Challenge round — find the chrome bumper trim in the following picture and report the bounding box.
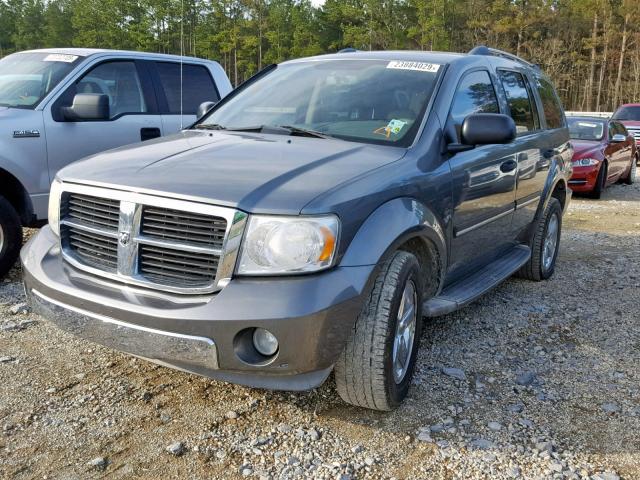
[29,288,219,370]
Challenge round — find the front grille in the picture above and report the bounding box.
[65,193,120,230]
[139,245,220,287]
[626,127,640,141]
[141,206,227,249]
[59,188,238,294]
[63,227,118,271]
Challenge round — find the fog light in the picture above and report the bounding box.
[252,328,279,356]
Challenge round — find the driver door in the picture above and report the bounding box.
[447,70,518,272]
[45,59,163,180]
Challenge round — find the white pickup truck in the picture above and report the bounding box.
[0,48,232,277]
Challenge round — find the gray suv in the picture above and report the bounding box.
[0,48,231,277]
[22,47,573,411]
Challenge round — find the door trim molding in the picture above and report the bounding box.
[455,208,513,237]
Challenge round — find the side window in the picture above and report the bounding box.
[614,122,627,136]
[155,62,220,115]
[535,77,565,129]
[76,61,147,119]
[498,70,537,135]
[609,122,616,139]
[450,70,500,128]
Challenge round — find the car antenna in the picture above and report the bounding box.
[179,0,184,130]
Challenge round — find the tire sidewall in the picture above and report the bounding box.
[0,196,22,278]
[539,199,562,280]
[383,254,424,407]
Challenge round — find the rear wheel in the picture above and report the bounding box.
[623,155,637,185]
[517,197,562,282]
[0,195,23,279]
[335,250,424,411]
[590,161,607,199]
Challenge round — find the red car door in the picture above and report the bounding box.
[606,121,628,182]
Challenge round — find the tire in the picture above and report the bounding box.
[590,161,607,199]
[517,197,562,282]
[335,250,424,411]
[0,195,23,279]
[623,156,637,185]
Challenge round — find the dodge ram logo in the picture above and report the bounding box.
[119,231,131,246]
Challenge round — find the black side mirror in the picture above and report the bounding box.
[197,101,217,119]
[62,93,109,121]
[448,113,517,153]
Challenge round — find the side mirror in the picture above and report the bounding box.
[448,113,517,153]
[197,101,217,119]
[62,93,109,121]
[611,133,626,143]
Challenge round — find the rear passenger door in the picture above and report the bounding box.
[447,69,518,271]
[149,62,221,134]
[497,69,549,233]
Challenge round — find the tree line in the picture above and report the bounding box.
[1,0,639,112]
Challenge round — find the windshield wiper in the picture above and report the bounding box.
[194,123,331,139]
[194,123,227,131]
[278,125,331,139]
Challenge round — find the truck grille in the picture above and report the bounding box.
[59,188,242,294]
[141,206,227,249]
[626,126,640,142]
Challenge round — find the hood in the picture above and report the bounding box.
[571,140,604,160]
[59,130,407,214]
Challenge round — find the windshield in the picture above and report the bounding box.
[612,105,640,121]
[0,52,82,109]
[567,118,605,141]
[198,59,442,147]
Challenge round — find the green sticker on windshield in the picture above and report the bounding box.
[374,119,407,138]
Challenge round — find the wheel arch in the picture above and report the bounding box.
[340,197,447,297]
[0,167,34,226]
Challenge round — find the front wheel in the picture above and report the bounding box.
[623,156,637,185]
[0,195,23,279]
[335,250,424,411]
[517,197,562,282]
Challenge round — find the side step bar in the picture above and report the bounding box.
[424,245,531,317]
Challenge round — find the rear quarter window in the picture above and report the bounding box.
[536,77,565,129]
[155,62,220,115]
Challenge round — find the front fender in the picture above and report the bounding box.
[340,197,447,275]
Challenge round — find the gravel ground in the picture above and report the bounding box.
[1,182,639,480]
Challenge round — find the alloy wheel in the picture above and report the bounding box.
[542,213,559,272]
[392,280,417,384]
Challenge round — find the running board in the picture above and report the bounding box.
[424,245,531,317]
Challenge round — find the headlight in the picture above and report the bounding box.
[48,178,63,236]
[573,158,599,166]
[237,215,339,275]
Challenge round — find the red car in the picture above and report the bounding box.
[612,104,640,162]
[567,116,637,198]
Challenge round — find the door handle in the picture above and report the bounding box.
[500,159,518,173]
[141,127,161,142]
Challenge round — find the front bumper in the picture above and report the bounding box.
[22,226,374,391]
[568,164,600,192]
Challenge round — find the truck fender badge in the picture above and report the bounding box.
[119,231,131,246]
[13,129,40,138]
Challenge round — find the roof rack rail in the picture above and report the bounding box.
[338,48,359,53]
[468,45,540,70]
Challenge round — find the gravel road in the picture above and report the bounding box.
[1,182,639,480]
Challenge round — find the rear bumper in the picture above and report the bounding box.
[568,164,600,192]
[22,226,374,391]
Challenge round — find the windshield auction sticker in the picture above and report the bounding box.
[43,54,78,63]
[386,61,440,73]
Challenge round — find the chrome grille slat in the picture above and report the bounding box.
[141,205,227,249]
[58,187,242,294]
